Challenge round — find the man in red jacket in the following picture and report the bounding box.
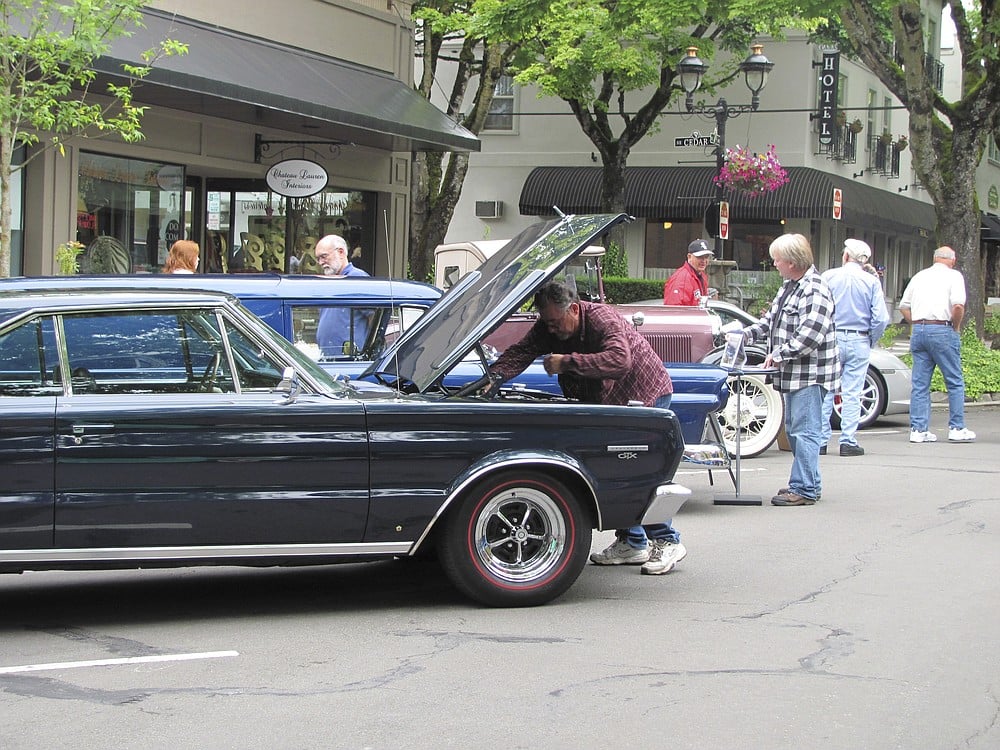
[663,239,714,306]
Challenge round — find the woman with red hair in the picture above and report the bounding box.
[163,240,200,274]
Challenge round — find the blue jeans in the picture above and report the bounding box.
[619,394,680,549]
[909,324,965,431]
[784,384,825,500]
[821,331,871,446]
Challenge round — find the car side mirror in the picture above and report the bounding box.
[274,366,302,404]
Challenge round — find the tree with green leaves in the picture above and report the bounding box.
[473,0,813,214]
[0,0,186,277]
[411,1,521,283]
[833,0,1000,333]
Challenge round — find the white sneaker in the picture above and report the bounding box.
[948,427,976,442]
[590,540,649,565]
[910,430,938,443]
[640,541,687,576]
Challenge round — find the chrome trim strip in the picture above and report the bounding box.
[0,541,412,565]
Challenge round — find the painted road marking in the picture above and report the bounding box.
[0,650,239,675]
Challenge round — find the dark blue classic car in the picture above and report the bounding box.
[0,274,729,447]
[0,214,692,607]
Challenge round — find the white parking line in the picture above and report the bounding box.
[0,650,239,675]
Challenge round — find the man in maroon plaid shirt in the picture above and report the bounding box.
[489,281,686,576]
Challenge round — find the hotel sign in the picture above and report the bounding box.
[817,50,840,146]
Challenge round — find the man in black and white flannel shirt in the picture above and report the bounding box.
[742,233,839,506]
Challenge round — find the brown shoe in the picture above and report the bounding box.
[771,491,816,506]
[777,487,821,501]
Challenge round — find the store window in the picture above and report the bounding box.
[77,152,187,273]
[205,180,376,275]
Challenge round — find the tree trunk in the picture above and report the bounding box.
[0,129,12,278]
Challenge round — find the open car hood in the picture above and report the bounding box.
[365,213,629,392]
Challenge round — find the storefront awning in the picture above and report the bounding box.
[982,213,1000,242]
[91,9,479,154]
[520,166,936,236]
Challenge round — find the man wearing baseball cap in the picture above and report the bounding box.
[663,239,715,306]
[819,238,890,455]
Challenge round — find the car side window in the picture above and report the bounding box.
[290,304,379,361]
[59,310,236,395]
[0,315,61,396]
[220,320,286,391]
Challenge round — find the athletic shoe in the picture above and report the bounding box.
[840,443,865,456]
[909,430,938,443]
[948,427,976,442]
[777,487,821,501]
[771,492,816,506]
[590,540,649,565]
[640,541,687,576]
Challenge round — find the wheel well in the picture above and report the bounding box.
[869,366,888,415]
[416,464,600,556]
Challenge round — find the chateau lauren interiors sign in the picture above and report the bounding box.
[265,159,329,198]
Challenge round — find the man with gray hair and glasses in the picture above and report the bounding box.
[898,246,975,443]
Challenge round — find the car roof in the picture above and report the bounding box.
[0,287,236,321]
[0,273,442,305]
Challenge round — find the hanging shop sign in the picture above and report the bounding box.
[265,159,329,198]
[816,50,840,146]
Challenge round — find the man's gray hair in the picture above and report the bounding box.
[769,233,814,271]
[533,280,579,311]
[317,234,349,253]
[933,246,956,260]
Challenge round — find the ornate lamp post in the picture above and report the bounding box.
[677,44,775,258]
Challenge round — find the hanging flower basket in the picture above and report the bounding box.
[848,118,864,134]
[713,144,790,198]
[895,135,908,151]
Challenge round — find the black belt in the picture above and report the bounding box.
[839,329,869,334]
[914,319,949,326]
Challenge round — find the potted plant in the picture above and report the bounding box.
[849,118,864,134]
[713,144,790,198]
[835,110,847,128]
[55,241,85,275]
[879,130,893,146]
[896,135,908,151]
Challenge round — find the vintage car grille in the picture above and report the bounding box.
[642,333,693,363]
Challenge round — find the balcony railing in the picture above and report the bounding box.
[893,49,945,93]
[816,125,859,164]
[869,135,902,178]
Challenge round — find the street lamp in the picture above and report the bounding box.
[677,44,775,259]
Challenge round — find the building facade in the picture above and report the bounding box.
[12,0,478,278]
[441,3,1000,309]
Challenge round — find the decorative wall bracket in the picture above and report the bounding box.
[254,133,348,163]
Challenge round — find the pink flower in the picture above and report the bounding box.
[713,144,789,198]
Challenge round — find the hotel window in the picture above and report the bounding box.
[866,89,877,149]
[484,74,516,132]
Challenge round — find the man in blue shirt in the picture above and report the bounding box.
[314,234,371,357]
[820,239,890,455]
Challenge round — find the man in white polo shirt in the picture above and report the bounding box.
[898,246,975,443]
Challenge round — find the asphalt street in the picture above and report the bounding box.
[0,405,997,749]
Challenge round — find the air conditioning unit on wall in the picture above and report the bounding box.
[475,200,504,219]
